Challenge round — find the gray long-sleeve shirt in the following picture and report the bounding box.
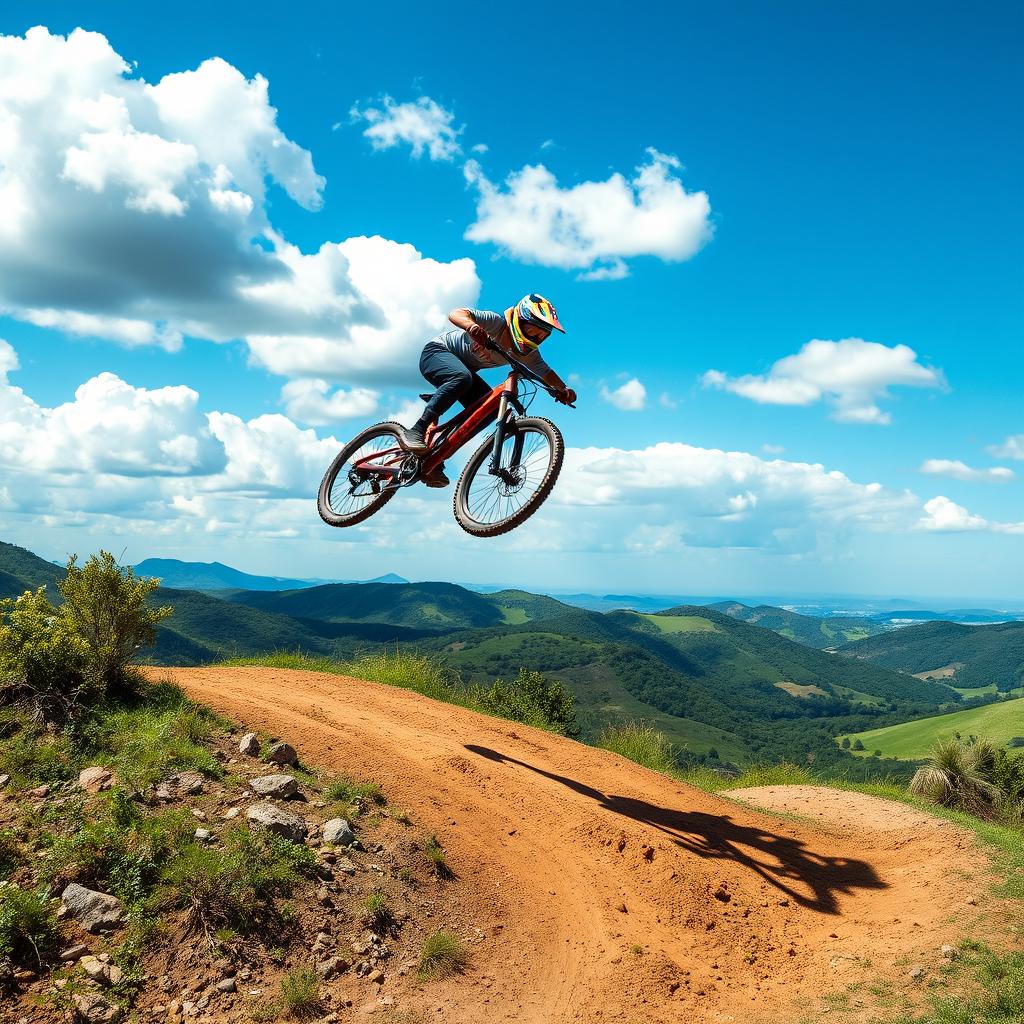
[431,309,552,378]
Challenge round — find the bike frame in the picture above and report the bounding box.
[350,358,547,489]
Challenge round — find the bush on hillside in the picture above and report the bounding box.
[598,721,679,774]
[475,668,580,737]
[59,551,172,693]
[0,551,172,722]
[910,737,1005,818]
[0,587,91,722]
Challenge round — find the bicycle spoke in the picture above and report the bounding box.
[461,426,553,528]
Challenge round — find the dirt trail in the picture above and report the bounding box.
[158,666,1002,1023]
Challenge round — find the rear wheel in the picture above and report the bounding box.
[453,416,564,537]
[317,422,408,528]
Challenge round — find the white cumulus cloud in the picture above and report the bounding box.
[281,379,380,426]
[464,149,712,279]
[703,338,943,424]
[600,378,647,411]
[351,95,462,161]
[920,459,1014,483]
[0,28,478,385]
[917,496,1024,534]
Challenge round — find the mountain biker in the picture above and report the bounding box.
[399,294,577,488]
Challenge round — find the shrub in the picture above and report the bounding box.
[0,588,91,722]
[910,737,1004,817]
[417,930,469,980]
[0,715,76,787]
[841,737,851,749]
[278,966,324,1019]
[79,693,220,794]
[362,890,395,933]
[159,827,316,940]
[474,669,580,737]
[598,721,679,775]
[852,739,865,751]
[0,829,23,879]
[322,776,384,806]
[58,551,172,694]
[423,835,451,879]
[45,789,193,908]
[0,885,59,971]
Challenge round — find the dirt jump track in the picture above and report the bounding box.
[158,666,1007,1024]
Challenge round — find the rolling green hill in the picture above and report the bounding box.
[228,581,572,631]
[838,697,1024,760]
[839,620,1024,692]
[0,541,63,598]
[707,601,884,648]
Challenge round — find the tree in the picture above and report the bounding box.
[852,739,865,751]
[58,551,172,692]
[841,737,851,749]
[0,587,89,721]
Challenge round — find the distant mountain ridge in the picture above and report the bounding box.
[132,558,409,592]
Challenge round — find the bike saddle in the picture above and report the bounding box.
[419,392,434,402]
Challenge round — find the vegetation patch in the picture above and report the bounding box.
[598,721,680,775]
[417,930,469,981]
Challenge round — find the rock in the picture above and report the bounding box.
[195,829,212,842]
[239,733,261,757]
[941,945,958,959]
[81,955,111,983]
[713,886,731,903]
[335,857,357,876]
[154,771,205,802]
[60,944,90,962]
[367,968,384,984]
[249,774,298,799]
[246,802,308,842]
[966,896,978,906]
[266,741,298,766]
[62,884,123,933]
[323,818,355,846]
[316,956,345,979]
[73,993,122,1022]
[78,766,115,794]
[223,807,240,820]
[108,965,125,986]
[216,977,236,993]
[0,773,11,789]
[909,966,925,980]
[26,784,50,798]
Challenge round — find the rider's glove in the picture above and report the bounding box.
[555,387,577,406]
[468,323,489,347]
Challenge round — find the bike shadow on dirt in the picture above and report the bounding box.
[464,744,886,915]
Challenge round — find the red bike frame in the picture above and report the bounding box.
[351,371,522,487]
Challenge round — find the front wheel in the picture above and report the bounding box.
[453,416,564,537]
[317,421,408,528]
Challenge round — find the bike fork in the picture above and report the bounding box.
[488,395,510,474]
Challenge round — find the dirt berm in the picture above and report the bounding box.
[159,666,1003,1024]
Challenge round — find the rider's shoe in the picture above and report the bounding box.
[423,465,450,488]
[398,425,429,454]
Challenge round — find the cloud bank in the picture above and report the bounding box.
[703,338,943,424]
[0,27,478,384]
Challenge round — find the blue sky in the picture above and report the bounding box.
[0,2,1022,598]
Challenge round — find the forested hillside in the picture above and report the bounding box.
[0,539,973,776]
[840,620,1024,692]
[708,601,884,647]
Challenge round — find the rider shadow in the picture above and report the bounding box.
[464,744,886,915]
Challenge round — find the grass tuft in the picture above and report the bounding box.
[362,890,395,933]
[0,885,59,970]
[598,721,679,775]
[278,966,324,1019]
[417,930,469,981]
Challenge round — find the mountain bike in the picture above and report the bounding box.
[316,347,573,538]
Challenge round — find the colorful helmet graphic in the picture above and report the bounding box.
[505,294,566,353]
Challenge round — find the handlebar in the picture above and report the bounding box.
[483,339,576,408]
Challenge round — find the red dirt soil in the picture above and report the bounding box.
[156,666,1006,1024]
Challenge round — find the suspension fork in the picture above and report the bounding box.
[487,389,527,474]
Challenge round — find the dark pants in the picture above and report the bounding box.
[419,342,491,422]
